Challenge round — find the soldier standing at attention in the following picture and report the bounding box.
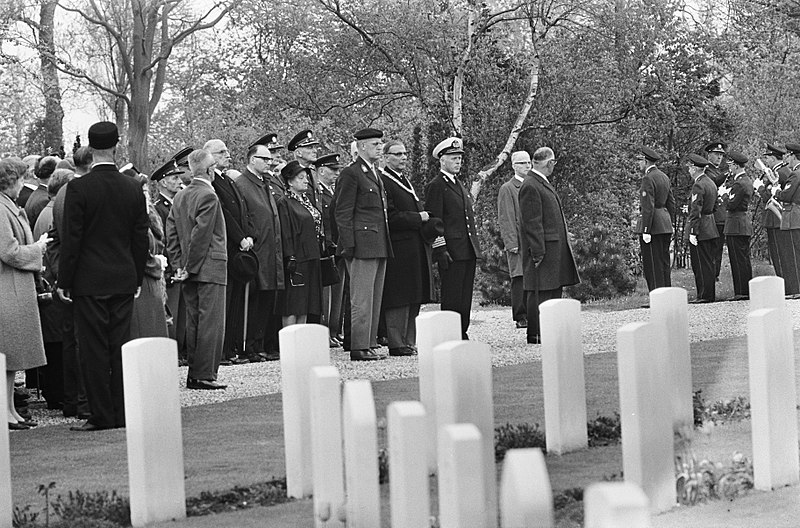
[719,151,753,300]
[686,154,719,304]
[704,141,729,281]
[753,144,790,281]
[634,147,675,292]
[774,143,800,297]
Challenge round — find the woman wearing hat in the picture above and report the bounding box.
[278,161,323,325]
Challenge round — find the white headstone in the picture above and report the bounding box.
[616,322,675,513]
[584,482,651,528]
[539,299,588,454]
[280,323,330,498]
[750,276,785,310]
[342,380,380,527]
[309,366,345,527]
[499,448,553,527]
[747,308,800,490]
[0,354,11,528]
[122,338,186,526]
[649,287,692,432]
[388,401,430,528]
[433,340,497,528]
[416,310,462,472]
[438,424,486,528]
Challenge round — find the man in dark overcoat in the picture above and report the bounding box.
[518,146,580,345]
[380,139,434,356]
[234,141,284,360]
[424,137,482,339]
[58,121,149,430]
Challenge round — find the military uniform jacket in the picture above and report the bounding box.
[154,194,172,235]
[687,173,719,241]
[59,164,149,296]
[423,171,481,261]
[723,172,753,236]
[165,178,227,286]
[518,169,579,291]
[757,163,791,229]
[634,166,675,235]
[776,163,800,230]
[234,168,284,290]
[334,156,393,259]
[706,162,729,225]
[318,182,336,250]
[497,176,523,277]
[381,166,433,307]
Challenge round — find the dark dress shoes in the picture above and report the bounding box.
[70,421,113,432]
[262,351,280,361]
[527,335,541,345]
[732,294,749,301]
[186,378,227,390]
[689,298,712,304]
[388,347,416,357]
[8,422,30,430]
[515,319,528,329]
[350,349,380,361]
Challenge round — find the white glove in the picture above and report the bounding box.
[771,185,780,196]
[154,254,168,270]
[753,178,764,191]
[689,234,698,246]
[717,185,731,197]
[642,233,651,244]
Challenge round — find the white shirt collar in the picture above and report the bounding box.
[531,168,549,183]
[91,161,117,168]
[513,174,524,183]
[441,170,457,183]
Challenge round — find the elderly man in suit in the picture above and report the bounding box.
[686,153,719,303]
[334,128,393,361]
[166,149,228,390]
[58,122,149,430]
[497,150,529,329]
[519,147,580,345]
[424,137,482,339]
[380,139,434,356]
[234,140,284,361]
[635,147,675,292]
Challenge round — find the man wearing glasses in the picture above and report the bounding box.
[234,141,285,361]
[518,147,580,344]
[497,150,530,329]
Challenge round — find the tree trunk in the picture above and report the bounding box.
[38,0,63,154]
[127,0,156,172]
[452,7,479,136]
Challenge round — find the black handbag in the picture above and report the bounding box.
[320,254,340,286]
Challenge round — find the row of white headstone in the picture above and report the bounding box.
[0,275,795,527]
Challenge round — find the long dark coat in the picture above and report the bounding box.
[518,170,580,291]
[686,173,719,241]
[234,168,284,290]
[381,167,433,308]
[423,171,481,261]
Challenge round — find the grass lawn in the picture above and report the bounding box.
[12,330,799,527]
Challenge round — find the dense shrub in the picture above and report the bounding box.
[567,224,637,301]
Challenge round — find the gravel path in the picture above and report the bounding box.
[22,298,800,427]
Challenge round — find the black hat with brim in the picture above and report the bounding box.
[287,130,319,151]
[687,153,710,167]
[728,151,748,165]
[313,153,341,169]
[281,160,309,182]
[230,251,259,282]
[641,147,661,162]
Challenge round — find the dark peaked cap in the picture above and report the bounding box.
[287,130,319,151]
[313,153,341,169]
[764,144,786,157]
[704,141,727,153]
[150,146,193,181]
[88,121,119,149]
[728,151,748,165]
[249,133,283,151]
[173,147,193,166]
[785,143,800,155]
[641,147,661,162]
[687,153,710,167]
[353,128,384,140]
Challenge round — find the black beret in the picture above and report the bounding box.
[687,153,710,167]
[249,133,283,151]
[764,143,786,157]
[313,153,341,169]
[280,160,309,182]
[640,147,661,162]
[88,121,119,149]
[728,151,748,165]
[785,143,800,155]
[287,130,319,151]
[704,141,727,154]
[353,128,384,141]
